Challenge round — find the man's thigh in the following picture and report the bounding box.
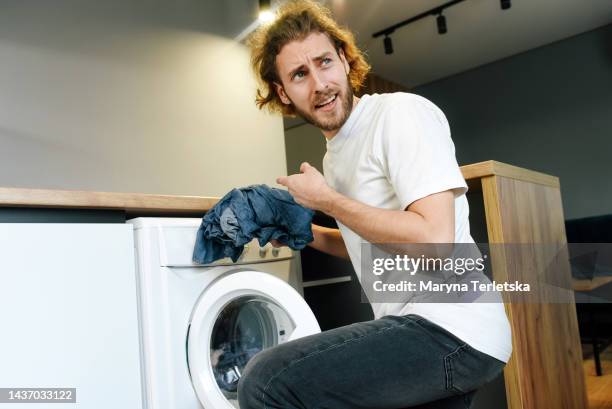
[238,314,503,409]
[407,390,477,409]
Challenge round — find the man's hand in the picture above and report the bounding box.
[276,162,335,212]
[269,239,282,248]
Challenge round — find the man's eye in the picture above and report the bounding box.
[293,71,305,80]
[322,57,332,65]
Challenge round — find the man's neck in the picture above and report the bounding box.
[322,95,361,141]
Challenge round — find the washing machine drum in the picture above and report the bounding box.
[187,270,320,409]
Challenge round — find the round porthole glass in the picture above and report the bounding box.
[209,296,296,403]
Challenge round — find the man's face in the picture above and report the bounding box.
[274,32,353,133]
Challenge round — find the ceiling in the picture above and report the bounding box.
[327,0,612,88]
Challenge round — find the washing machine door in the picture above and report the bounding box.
[187,270,320,409]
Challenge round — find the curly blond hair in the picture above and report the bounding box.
[247,0,371,116]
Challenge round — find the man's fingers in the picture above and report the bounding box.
[276,176,288,186]
[269,239,283,248]
[300,162,311,173]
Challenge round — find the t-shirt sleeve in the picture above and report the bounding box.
[377,94,468,211]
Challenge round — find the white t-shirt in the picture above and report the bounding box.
[322,92,512,363]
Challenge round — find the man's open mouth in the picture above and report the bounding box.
[315,94,337,110]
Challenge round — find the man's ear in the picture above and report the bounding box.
[338,48,350,75]
[274,82,291,105]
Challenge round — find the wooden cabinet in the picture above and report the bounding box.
[462,160,587,409]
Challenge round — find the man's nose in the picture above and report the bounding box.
[310,69,328,92]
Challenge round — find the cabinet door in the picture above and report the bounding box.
[0,224,142,409]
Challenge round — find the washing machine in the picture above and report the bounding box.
[128,217,321,409]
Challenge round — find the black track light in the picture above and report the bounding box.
[373,0,511,55]
[383,35,393,55]
[436,13,447,34]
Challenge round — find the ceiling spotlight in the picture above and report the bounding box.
[436,13,447,34]
[384,35,394,55]
[372,0,471,55]
[501,0,511,10]
[259,0,274,23]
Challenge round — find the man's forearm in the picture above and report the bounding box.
[307,224,350,259]
[322,190,452,244]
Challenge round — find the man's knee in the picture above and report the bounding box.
[238,349,286,409]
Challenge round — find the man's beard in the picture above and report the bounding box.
[291,77,354,132]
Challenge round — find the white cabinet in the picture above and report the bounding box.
[0,224,142,409]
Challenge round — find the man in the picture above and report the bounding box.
[239,1,512,408]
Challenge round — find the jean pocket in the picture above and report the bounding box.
[444,343,505,395]
[444,344,470,394]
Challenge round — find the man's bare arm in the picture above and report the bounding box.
[308,223,350,259]
[322,189,455,244]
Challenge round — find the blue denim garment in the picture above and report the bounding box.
[220,207,241,241]
[193,184,314,264]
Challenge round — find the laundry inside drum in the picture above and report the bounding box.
[210,295,296,404]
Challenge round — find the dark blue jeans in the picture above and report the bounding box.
[238,314,505,409]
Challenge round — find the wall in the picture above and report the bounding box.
[285,122,327,175]
[414,24,612,220]
[0,0,286,197]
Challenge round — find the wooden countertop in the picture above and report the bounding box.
[0,160,558,213]
[460,160,559,188]
[0,187,218,215]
